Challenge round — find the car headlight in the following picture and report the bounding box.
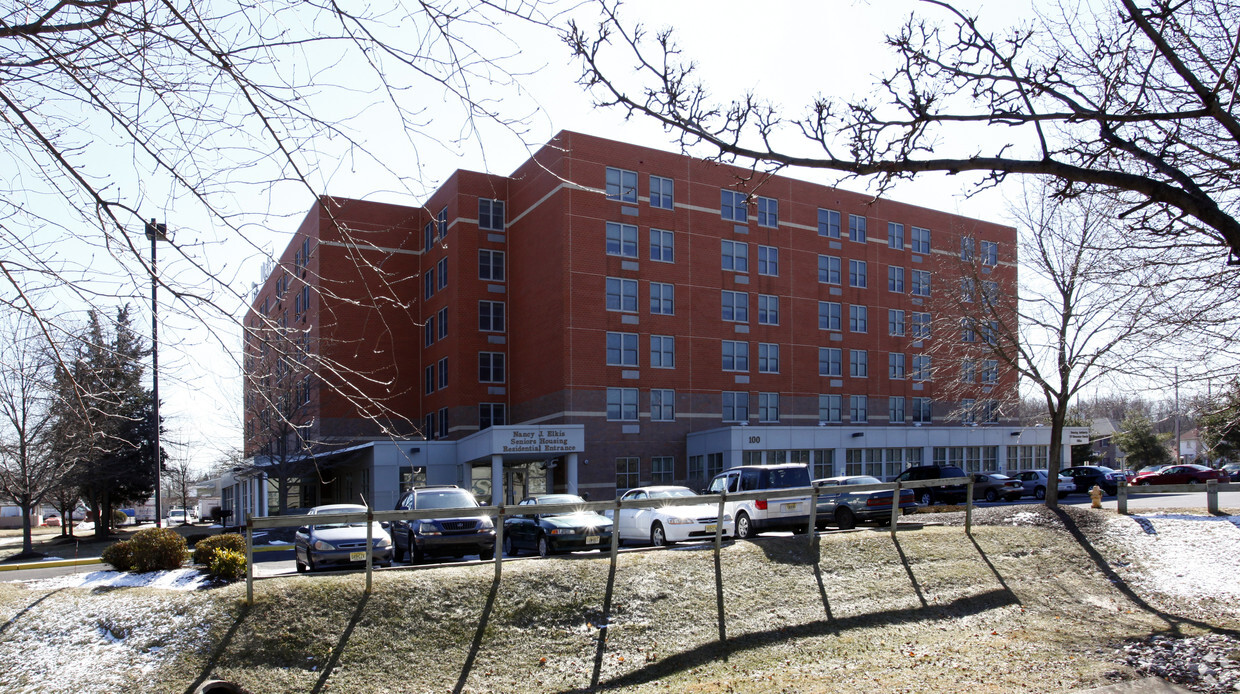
[312,540,336,551]
[374,537,391,548]
[721,514,733,523]
[666,517,694,525]
[477,516,494,530]
[548,528,574,535]
[416,522,441,536]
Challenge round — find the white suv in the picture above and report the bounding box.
[706,464,813,539]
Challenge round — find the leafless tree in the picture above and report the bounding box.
[162,439,199,523]
[567,1,1240,263]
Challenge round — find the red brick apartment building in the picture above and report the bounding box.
[236,131,1070,513]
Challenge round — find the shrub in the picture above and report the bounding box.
[127,527,189,572]
[101,540,134,572]
[112,509,129,526]
[192,533,246,566]
[207,548,247,582]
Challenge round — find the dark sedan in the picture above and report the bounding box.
[1134,464,1228,486]
[813,476,917,529]
[1059,465,1127,496]
[503,494,613,558]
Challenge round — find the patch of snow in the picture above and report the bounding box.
[1105,513,1240,600]
[266,539,290,545]
[1006,511,1043,526]
[16,568,210,592]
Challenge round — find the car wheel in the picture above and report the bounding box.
[391,537,405,563]
[479,546,495,561]
[1035,486,1046,500]
[984,489,998,503]
[835,507,856,530]
[295,553,307,573]
[1189,479,1201,485]
[650,522,668,547]
[306,552,316,573]
[918,491,933,506]
[409,532,425,564]
[734,512,752,540]
[537,535,552,558]
[1139,480,1150,486]
[502,534,517,557]
[792,525,808,535]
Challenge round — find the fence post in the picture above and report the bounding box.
[245,513,253,606]
[364,508,374,595]
[807,486,819,547]
[1117,480,1128,516]
[608,498,622,569]
[889,480,902,537]
[714,491,727,645]
[494,507,504,582]
[1207,479,1219,514]
[965,479,973,537]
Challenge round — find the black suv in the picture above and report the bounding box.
[894,465,968,505]
[1059,466,1125,497]
[391,486,496,563]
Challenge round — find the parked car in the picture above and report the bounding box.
[1059,465,1127,496]
[1133,464,1229,486]
[972,473,1025,503]
[391,485,495,563]
[893,465,968,506]
[706,464,813,539]
[503,494,613,557]
[1010,469,1074,500]
[607,486,732,546]
[166,508,197,525]
[813,476,917,529]
[1222,463,1240,482]
[294,503,392,572]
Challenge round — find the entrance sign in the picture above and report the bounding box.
[501,428,582,454]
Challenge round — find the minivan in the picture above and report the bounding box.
[706,464,812,538]
[894,465,968,505]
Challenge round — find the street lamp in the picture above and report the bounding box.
[145,218,168,527]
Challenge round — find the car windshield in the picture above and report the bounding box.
[310,506,368,529]
[649,488,697,499]
[534,494,589,516]
[414,490,478,509]
[845,476,882,485]
[768,467,811,488]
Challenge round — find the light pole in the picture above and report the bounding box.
[145,219,168,527]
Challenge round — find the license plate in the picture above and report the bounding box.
[783,503,798,511]
[585,535,600,545]
[704,524,717,533]
[349,551,366,562]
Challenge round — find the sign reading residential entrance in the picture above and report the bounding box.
[501,428,582,454]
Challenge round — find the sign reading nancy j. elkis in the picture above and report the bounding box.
[500,428,583,454]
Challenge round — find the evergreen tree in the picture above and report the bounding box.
[1199,381,1240,463]
[1113,413,1173,472]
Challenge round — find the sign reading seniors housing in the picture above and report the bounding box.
[501,428,582,454]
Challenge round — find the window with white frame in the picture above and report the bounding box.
[758,393,779,422]
[606,167,638,203]
[607,332,639,367]
[981,240,998,266]
[819,347,842,376]
[438,357,448,389]
[606,277,638,313]
[650,282,674,315]
[479,403,505,429]
[850,349,868,378]
[722,391,749,422]
[961,399,976,424]
[982,359,998,384]
[651,389,675,421]
[961,318,977,342]
[913,397,931,423]
[437,208,448,240]
[437,257,447,290]
[722,239,748,272]
[961,277,975,303]
[438,407,449,438]
[722,340,749,372]
[479,301,505,332]
[911,269,931,296]
[479,249,504,281]
[424,270,435,300]
[424,221,436,252]
[818,301,841,331]
[889,309,906,336]
[479,199,504,231]
[961,236,975,261]
[616,457,640,491]
[911,311,930,339]
[819,394,841,423]
[888,266,905,293]
[818,255,841,284]
[888,222,905,249]
[982,400,1000,423]
[911,226,931,253]
[649,175,674,209]
[650,229,674,262]
[848,214,867,242]
[425,412,437,439]
[650,335,675,368]
[984,320,999,345]
[607,388,639,421]
[758,294,779,325]
[651,456,674,482]
[849,304,868,333]
[850,395,868,422]
[757,245,778,276]
[758,343,779,373]
[912,354,931,381]
[424,317,435,347]
[479,352,505,383]
[982,280,998,305]
[849,259,867,288]
[961,359,976,383]
[818,208,841,238]
[889,352,906,379]
[757,197,778,227]
[721,290,749,322]
[606,222,638,258]
[438,307,447,339]
[890,396,906,424]
[425,364,435,395]
[721,189,747,222]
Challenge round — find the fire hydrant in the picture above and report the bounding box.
[1089,485,1103,509]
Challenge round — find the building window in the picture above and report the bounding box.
[651,389,675,421]
[606,277,639,312]
[849,259,867,288]
[961,360,977,383]
[479,249,505,281]
[961,278,975,303]
[912,354,931,381]
[982,400,1000,423]
[424,221,436,253]
[437,207,448,240]
[616,457,640,492]
[425,412,437,439]
[757,197,779,227]
[721,189,747,222]
[819,347,842,377]
[818,208,841,238]
[758,294,779,325]
[722,239,748,272]
[607,388,639,421]
[650,228,674,262]
[982,280,999,305]
[722,340,749,372]
[982,359,998,384]
[819,394,841,423]
[758,393,779,422]
[722,391,749,422]
[438,307,448,339]
[425,364,435,394]
[479,403,506,429]
[295,285,310,321]
[651,456,674,482]
[984,320,999,345]
[850,349,868,378]
[888,309,906,336]
[721,290,749,323]
[888,266,905,293]
[650,282,675,315]
[911,269,931,297]
[437,257,447,290]
[424,318,435,347]
[606,167,638,203]
[849,304,868,333]
[818,301,842,331]
[911,311,930,339]
[890,396,906,424]
[889,353,906,379]
[607,332,639,367]
[981,240,998,266]
[424,269,435,300]
[650,335,675,369]
[962,399,976,424]
[479,301,505,332]
[961,318,977,342]
[850,395,868,423]
[438,357,448,389]
[961,236,975,261]
[758,343,780,373]
[479,199,504,231]
[478,352,505,383]
[650,175,674,209]
[757,245,779,276]
[606,222,638,258]
[913,397,932,423]
[888,222,904,249]
[438,407,449,438]
[848,214,867,242]
[911,226,930,253]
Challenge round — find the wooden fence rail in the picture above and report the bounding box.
[1116,479,1238,515]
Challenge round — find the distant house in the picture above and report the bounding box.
[1090,418,1126,469]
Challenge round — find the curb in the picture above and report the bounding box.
[0,545,291,573]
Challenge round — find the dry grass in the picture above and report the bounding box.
[5,506,1237,693]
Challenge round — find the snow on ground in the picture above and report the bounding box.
[18,568,211,592]
[1105,513,1240,600]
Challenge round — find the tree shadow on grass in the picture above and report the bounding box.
[309,593,369,694]
[183,602,251,694]
[0,588,64,637]
[453,575,501,694]
[967,535,1021,607]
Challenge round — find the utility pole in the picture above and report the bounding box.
[145,219,169,527]
[1174,366,1181,464]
